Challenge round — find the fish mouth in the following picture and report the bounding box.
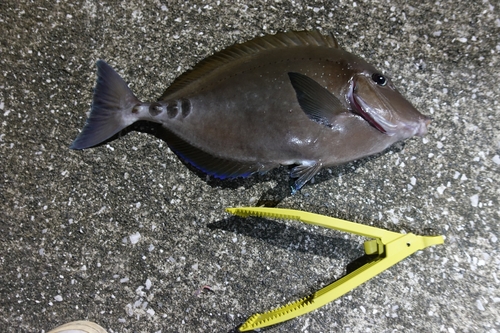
[417,117,431,137]
[348,79,392,135]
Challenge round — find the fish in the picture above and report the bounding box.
[70,31,430,191]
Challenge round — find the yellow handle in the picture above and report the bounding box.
[226,207,402,243]
[226,207,444,331]
[239,233,443,331]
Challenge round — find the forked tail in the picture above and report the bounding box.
[70,60,141,149]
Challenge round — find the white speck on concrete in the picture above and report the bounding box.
[147,308,155,316]
[145,278,152,290]
[81,265,87,271]
[120,277,129,283]
[136,286,145,297]
[410,176,416,186]
[301,317,310,331]
[232,236,237,243]
[129,232,141,244]
[54,295,63,302]
[437,185,446,195]
[491,233,498,243]
[470,194,479,207]
[492,155,500,165]
[125,304,133,316]
[93,206,106,215]
[191,263,198,270]
[457,37,467,43]
[476,299,485,311]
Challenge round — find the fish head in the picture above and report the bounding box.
[345,70,430,139]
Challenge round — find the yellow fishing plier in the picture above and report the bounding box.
[226,207,444,331]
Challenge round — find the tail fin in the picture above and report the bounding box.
[70,60,141,149]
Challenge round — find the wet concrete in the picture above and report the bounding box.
[1,1,499,332]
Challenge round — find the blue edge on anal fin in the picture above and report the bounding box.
[163,130,265,180]
[165,130,316,192]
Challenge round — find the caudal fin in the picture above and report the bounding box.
[70,60,141,149]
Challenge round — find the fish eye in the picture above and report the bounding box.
[371,73,387,86]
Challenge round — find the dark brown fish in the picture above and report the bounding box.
[71,31,430,191]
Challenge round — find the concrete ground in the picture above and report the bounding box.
[1,0,499,332]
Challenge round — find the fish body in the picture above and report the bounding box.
[71,31,430,190]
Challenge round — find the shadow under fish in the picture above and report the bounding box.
[70,31,430,193]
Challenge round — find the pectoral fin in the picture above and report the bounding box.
[288,72,346,127]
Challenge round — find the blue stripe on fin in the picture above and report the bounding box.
[290,162,322,192]
[163,130,276,180]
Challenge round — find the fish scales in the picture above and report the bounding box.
[71,31,430,191]
[163,47,346,159]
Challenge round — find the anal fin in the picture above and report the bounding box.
[163,130,276,180]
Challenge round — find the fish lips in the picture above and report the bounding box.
[347,74,430,137]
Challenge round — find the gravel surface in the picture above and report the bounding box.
[1,1,499,332]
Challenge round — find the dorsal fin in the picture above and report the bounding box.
[160,31,339,99]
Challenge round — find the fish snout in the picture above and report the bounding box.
[415,116,431,137]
